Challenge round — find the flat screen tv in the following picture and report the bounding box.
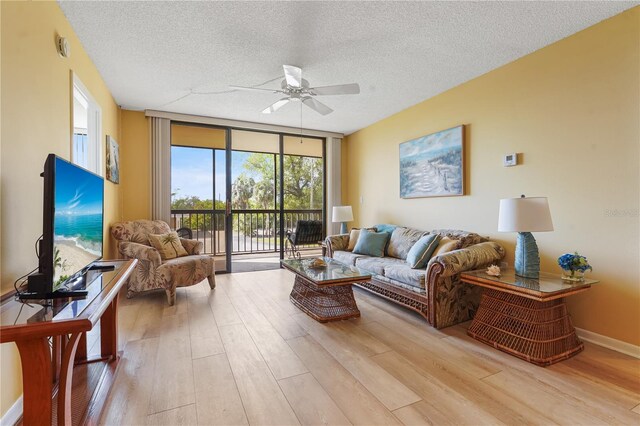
[24,154,104,298]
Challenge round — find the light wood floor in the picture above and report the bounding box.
[98,268,640,425]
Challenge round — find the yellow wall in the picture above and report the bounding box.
[121,110,151,221]
[0,1,123,416]
[345,8,640,346]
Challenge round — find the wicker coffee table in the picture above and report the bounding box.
[461,269,598,366]
[281,257,371,322]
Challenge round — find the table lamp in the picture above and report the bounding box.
[498,195,553,279]
[332,206,353,234]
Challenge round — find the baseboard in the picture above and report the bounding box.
[575,327,640,359]
[1,395,22,426]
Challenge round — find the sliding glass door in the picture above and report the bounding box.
[170,123,325,272]
[170,124,229,272]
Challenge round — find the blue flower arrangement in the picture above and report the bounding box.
[558,252,592,280]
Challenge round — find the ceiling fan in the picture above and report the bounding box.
[230,65,360,116]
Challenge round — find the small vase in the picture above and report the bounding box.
[562,269,584,282]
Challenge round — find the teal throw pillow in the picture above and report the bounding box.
[406,234,442,269]
[353,229,390,258]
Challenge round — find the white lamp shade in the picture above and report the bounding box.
[332,206,353,223]
[498,197,553,232]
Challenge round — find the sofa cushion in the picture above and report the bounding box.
[383,264,426,289]
[333,250,367,266]
[430,229,487,249]
[432,237,461,258]
[353,229,390,257]
[374,273,426,294]
[387,227,427,260]
[406,234,442,269]
[356,256,407,276]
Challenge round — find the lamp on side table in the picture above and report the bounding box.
[332,205,353,234]
[498,195,553,279]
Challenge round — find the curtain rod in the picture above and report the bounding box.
[145,110,343,139]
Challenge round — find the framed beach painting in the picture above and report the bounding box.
[399,125,464,198]
[106,135,120,184]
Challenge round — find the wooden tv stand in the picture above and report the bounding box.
[0,259,136,425]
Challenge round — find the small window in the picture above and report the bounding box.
[72,74,102,175]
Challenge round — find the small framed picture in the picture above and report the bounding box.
[106,135,120,184]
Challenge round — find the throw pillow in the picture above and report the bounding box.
[387,227,427,259]
[148,231,188,260]
[353,229,390,258]
[406,234,442,269]
[431,237,461,258]
[347,227,375,251]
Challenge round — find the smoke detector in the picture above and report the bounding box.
[56,36,70,58]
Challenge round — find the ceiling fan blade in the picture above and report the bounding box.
[230,85,283,94]
[262,98,291,114]
[302,97,333,115]
[309,83,360,96]
[283,65,302,88]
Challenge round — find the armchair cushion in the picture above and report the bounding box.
[148,231,188,260]
[180,238,203,255]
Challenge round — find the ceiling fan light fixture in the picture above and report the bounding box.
[234,64,360,116]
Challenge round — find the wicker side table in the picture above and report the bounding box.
[461,269,598,367]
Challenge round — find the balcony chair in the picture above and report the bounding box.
[111,219,215,305]
[286,220,323,259]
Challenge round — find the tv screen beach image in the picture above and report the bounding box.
[53,158,103,288]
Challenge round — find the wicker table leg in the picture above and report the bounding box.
[467,289,584,366]
[289,275,360,322]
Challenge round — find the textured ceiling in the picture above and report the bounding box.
[58,1,636,135]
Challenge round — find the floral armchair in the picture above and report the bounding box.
[110,220,215,305]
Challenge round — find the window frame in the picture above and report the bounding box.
[71,73,102,175]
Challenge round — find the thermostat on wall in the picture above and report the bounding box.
[503,153,517,167]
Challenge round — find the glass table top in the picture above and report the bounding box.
[0,261,125,328]
[462,269,599,294]
[281,257,372,284]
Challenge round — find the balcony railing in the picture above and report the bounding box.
[170,209,323,255]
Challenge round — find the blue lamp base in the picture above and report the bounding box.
[515,232,540,279]
[340,222,348,234]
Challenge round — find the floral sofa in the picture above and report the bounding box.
[111,220,215,305]
[324,226,505,329]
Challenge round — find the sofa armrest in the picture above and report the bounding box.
[180,238,203,255]
[118,241,162,267]
[324,234,350,257]
[427,241,505,278]
[426,241,505,329]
